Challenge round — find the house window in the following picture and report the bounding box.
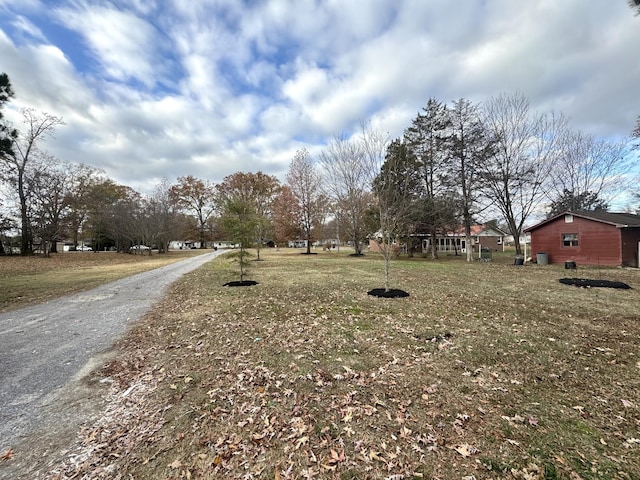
[562,233,579,247]
[565,214,573,223]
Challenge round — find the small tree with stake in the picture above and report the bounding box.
[220,197,259,286]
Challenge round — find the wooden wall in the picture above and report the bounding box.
[529,215,622,266]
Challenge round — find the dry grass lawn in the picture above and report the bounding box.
[0,249,206,312]
[27,250,640,478]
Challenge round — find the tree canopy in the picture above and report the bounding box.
[547,189,608,218]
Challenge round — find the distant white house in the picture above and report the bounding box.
[420,224,509,254]
[288,239,308,248]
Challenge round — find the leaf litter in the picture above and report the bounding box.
[37,251,640,479]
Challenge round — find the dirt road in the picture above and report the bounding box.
[0,250,224,475]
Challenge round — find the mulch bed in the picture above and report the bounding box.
[223,280,259,287]
[367,288,410,298]
[559,278,632,289]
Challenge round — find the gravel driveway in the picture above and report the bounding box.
[0,250,224,455]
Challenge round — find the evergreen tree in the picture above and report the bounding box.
[404,98,456,258]
[547,189,608,218]
[0,74,16,156]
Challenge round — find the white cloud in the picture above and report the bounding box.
[0,30,93,119]
[54,2,164,88]
[11,15,47,42]
[0,0,638,197]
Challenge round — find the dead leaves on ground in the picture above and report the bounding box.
[42,255,640,479]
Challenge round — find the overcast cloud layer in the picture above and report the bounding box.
[1,0,639,194]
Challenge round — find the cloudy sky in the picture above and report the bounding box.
[1,0,639,195]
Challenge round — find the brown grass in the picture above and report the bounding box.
[0,249,207,312]
[40,250,640,478]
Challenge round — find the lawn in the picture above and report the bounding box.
[38,250,640,478]
[0,249,207,312]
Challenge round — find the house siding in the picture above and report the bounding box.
[529,216,622,266]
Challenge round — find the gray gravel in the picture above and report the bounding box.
[0,250,224,453]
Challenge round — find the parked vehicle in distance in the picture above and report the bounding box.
[77,245,92,251]
[130,245,150,251]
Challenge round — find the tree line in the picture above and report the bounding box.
[0,73,637,262]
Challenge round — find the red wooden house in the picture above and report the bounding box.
[524,211,640,267]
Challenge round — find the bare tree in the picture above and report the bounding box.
[481,93,567,256]
[85,180,141,252]
[548,129,633,210]
[142,179,182,254]
[1,109,64,254]
[319,134,373,255]
[170,175,217,248]
[285,148,326,254]
[30,160,77,256]
[65,164,106,249]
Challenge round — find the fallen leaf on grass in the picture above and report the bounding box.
[0,448,14,462]
[502,414,525,424]
[369,450,386,462]
[322,448,346,470]
[295,436,309,449]
[623,438,640,448]
[621,399,634,408]
[343,407,354,423]
[168,459,182,469]
[453,444,479,457]
[328,448,345,463]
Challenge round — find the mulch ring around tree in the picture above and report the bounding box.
[367,288,410,298]
[559,278,632,289]
[223,280,259,287]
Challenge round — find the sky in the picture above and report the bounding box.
[1,0,639,197]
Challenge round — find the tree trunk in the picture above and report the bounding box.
[384,248,391,292]
[430,229,438,259]
[513,232,522,256]
[19,197,31,255]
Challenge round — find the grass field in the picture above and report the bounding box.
[22,249,640,478]
[0,249,207,312]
